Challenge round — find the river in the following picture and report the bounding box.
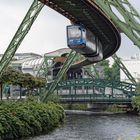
[26,113,140,140]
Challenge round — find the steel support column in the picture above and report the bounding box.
[112,54,136,85]
[94,0,140,49]
[0,0,44,77]
[36,56,54,80]
[42,50,77,102]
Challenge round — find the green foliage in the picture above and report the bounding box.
[44,93,60,103]
[61,103,87,110]
[116,136,140,140]
[136,82,140,94]
[105,104,124,113]
[131,83,140,111]
[111,61,120,81]
[0,67,46,96]
[132,96,140,111]
[95,59,120,81]
[0,99,65,139]
[96,59,110,67]
[40,90,60,103]
[135,136,140,140]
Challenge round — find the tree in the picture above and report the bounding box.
[0,67,46,98]
[95,59,120,81]
[95,60,112,80]
[136,82,140,94]
[111,61,120,81]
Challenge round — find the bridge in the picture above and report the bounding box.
[49,78,136,104]
[0,0,140,104]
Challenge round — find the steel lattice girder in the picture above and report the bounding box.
[42,50,77,102]
[55,78,134,103]
[0,0,44,78]
[112,54,137,85]
[83,64,100,79]
[56,78,136,93]
[36,56,55,79]
[84,54,136,84]
[59,94,132,104]
[94,0,140,49]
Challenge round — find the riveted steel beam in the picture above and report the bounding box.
[36,56,55,81]
[57,78,136,93]
[0,0,44,78]
[94,0,140,49]
[42,50,77,102]
[112,54,137,85]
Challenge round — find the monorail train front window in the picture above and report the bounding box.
[68,26,81,38]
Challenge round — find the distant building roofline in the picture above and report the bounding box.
[0,52,42,57]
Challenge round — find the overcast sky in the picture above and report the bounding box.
[0,0,140,58]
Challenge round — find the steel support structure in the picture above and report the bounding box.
[112,54,136,85]
[57,78,136,94]
[0,0,138,102]
[94,0,140,49]
[55,78,136,104]
[42,50,77,102]
[0,0,44,78]
[83,64,100,79]
[36,56,55,80]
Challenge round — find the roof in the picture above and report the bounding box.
[44,48,71,57]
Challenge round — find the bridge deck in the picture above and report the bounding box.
[59,94,131,104]
[51,78,136,104]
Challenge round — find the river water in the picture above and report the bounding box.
[26,113,140,140]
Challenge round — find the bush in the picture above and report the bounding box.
[0,98,65,139]
[61,103,87,110]
[105,104,124,113]
[132,96,140,111]
[135,136,140,140]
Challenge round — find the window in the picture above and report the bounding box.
[68,26,81,38]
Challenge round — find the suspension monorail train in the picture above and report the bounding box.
[67,25,103,62]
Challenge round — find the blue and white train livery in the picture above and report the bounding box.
[67,25,103,62]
